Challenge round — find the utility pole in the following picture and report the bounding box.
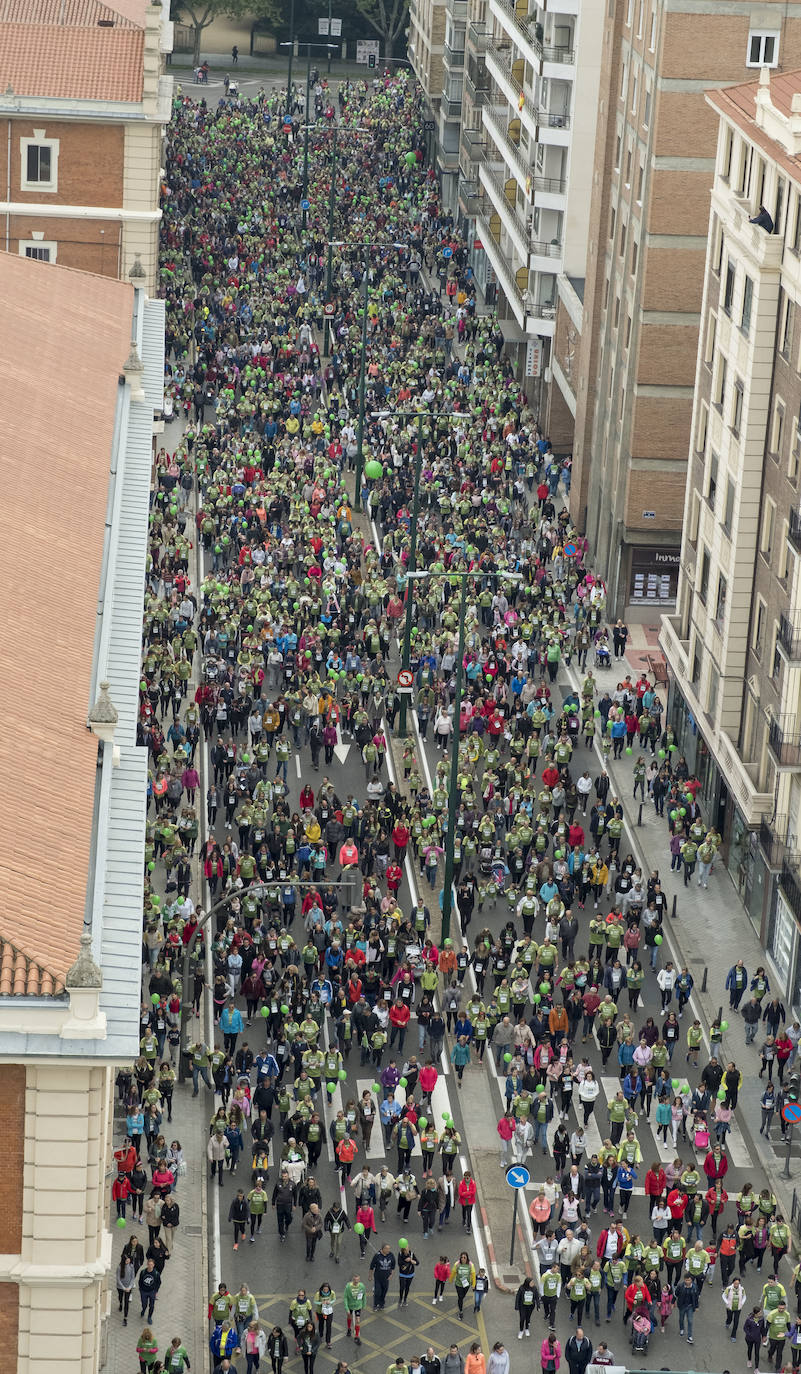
[354,252,369,510]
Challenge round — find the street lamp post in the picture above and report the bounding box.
[280,41,336,233]
[324,127,370,358]
[285,0,295,118]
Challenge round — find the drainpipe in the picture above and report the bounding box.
[6,118,11,253]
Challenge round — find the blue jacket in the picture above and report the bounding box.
[220,1006,243,1034]
[725,965,748,991]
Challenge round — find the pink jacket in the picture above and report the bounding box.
[540,1339,561,1372]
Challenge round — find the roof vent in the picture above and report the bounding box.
[97,16,114,24]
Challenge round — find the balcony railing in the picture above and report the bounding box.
[483,102,531,188]
[529,238,563,257]
[759,815,791,868]
[444,42,466,68]
[531,173,567,194]
[440,92,464,117]
[789,507,801,553]
[768,715,801,767]
[465,71,491,104]
[779,613,801,660]
[474,203,526,309]
[780,857,801,920]
[468,22,489,49]
[533,108,571,129]
[492,0,574,63]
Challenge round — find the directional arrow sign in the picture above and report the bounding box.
[505,1166,530,1189]
[333,721,351,764]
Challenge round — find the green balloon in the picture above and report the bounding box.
[281,1004,289,1015]
[654,934,663,945]
[260,1006,269,1018]
[669,744,678,752]
[373,1083,381,1094]
[327,1082,337,1094]
[625,746,633,755]
[365,459,383,480]
[717,1087,726,1100]
[504,1052,513,1063]
[720,1020,729,1031]
[354,1222,365,1234]
[399,1077,408,1088]
[418,1116,428,1129]
[658,749,666,759]
[151,993,160,1005]
[338,1068,347,1080]
[399,1237,409,1248]
[532,993,541,1004]
[594,710,601,718]
[671,1078,680,1089]
[539,981,550,994]
[116,1216,127,1227]
[670,810,678,821]
[147,860,155,872]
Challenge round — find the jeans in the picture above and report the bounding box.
[192,1064,212,1092]
[533,1120,548,1150]
[746,1022,758,1044]
[140,1295,156,1321]
[678,1307,694,1338]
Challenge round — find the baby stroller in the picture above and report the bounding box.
[630,1303,653,1354]
[594,638,611,669]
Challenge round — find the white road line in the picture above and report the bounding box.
[295,754,302,778]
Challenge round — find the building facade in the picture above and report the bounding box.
[0,251,163,1370]
[0,0,172,290]
[552,0,801,618]
[661,67,801,1012]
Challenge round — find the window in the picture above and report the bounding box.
[707,450,718,509]
[747,30,779,68]
[643,85,651,129]
[21,243,53,262]
[778,524,790,582]
[770,400,785,457]
[772,628,782,681]
[631,71,638,115]
[715,573,727,626]
[741,274,753,333]
[691,638,703,688]
[625,0,633,24]
[780,293,794,357]
[625,313,632,348]
[631,235,638,275]
[790,420,801,483]
[707,669,718,720]
[649,7,656,50]
[604,276,610,309]
[731,380,744,435]
[723,477,735,533]
[637,0,643,36]
[619,219,627,256]
[637,161,644,202]
[714,355,727,408]
[723,259,735,312]
[699,546,710,603]
[713,217,724,273]
[19,131,59,192]
[615,133,621,170]
[614,295,620,327]
[737,141,751,196]
[620,62,628,101]
[721,127,733,182]
[753,599,766,658]
[793,196,801,255]
[761,498,776,558]
[610,206,616,243]
[696,402,708,453]
[625,147,632,185]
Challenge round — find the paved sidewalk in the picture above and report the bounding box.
[105,1081,209,1373]
[564,657,799,1213]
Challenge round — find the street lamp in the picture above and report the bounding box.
[324,126,372,346]
[279,41,337,231]
[327,239,405,509]
[406,567,523,941]
[371,407,464,736]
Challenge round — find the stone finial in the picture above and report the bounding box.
[66,932,103,990]
[89,680,119,726]
[129,254,146,281]
[123,341,144,375]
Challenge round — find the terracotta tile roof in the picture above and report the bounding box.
[0,23,144,101]
[0,0,139,26]
[0,251,134,989]
[0,938,64,998]
[709,70,801,184]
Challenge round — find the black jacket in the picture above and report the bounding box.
[565,1335,592,1374]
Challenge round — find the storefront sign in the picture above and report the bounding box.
[629,547,679,605]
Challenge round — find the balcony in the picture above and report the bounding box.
[444,42,465,68]
[483,101,531,188]
[478,156,530,258]
[490,0,575,63]
[533,108,571,129]
[440,90,464,118]
[789,507,801,552]
[468,23,489,50]
[779,613,801,660]
[531,173,567,194]
[465,71,491,104]
[759,815,791,869]
[768,715,801,768]
[780,857,801,921]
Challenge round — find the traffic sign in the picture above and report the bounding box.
[564,541,577,557]
[783,1103,801,1124]
[397,668,414,695]
[506,1165,530,1189]
[324,302,335,317]
[442,246,453,259]
[423,120,435,131]
[301,198,310,211]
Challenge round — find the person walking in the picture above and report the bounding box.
[138,1258,161,1322]
[450,1252,476,1319]
[515,1277,539,1336]
[675,1273,699,1344]
[540,1330,561,1374]
[116,1254,135,1325]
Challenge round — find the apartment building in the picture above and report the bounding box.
[410,0,603,387]
[661,67,801,1009]
[0,0,172,290]
[552,0,801,619]
[0,251,162,1370]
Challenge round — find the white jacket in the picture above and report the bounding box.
[657,968,676,990]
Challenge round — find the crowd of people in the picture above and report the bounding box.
[110,60,793,1374]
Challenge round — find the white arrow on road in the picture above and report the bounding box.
[333,721,351,764]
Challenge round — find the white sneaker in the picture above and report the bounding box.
[518,1333,524,1340]
[432,1299,437,1306]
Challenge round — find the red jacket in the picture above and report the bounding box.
[644,1167,666,1198]
[419,1066,438,1094]
[596,1228,625,1259]
[703,1150,728,1181]
[624,1280,651,1311]
[497,1116,515,1142]
[389,1003,411,1028]
[458,1178,477,1206]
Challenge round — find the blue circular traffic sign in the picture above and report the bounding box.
[301,198,310,210]
[783,1102,801,1125]
[506,1166,530,1189]
[443,246,453,259]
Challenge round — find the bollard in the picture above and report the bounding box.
[671,893,677,919]
[701,966,708,993]
[637,803,643,827]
